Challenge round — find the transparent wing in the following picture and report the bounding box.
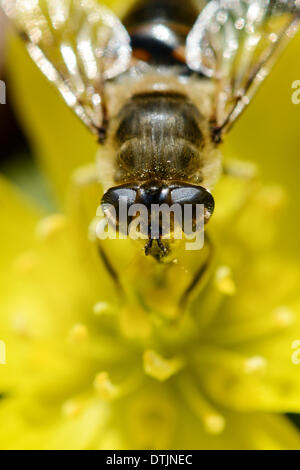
[186,0,300,138]
[1,0,132,135]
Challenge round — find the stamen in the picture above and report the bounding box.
[143,350,183,381]
[62,400,81,418]
[36,214,67,239]
[215,266,236,295]
[12,313,30,338]
[273,306,295,327]
[120,307,152,339]
[260,186,286,211]
[93,301,112,316]
[204,414,226,435]
[177,374,225,435]
[207,307,295,345]
[13,251,39,274]
[68,323,88,343]
[243,356,267,375]
[94,372,118,400]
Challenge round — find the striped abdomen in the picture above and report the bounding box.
[114,91,205,184]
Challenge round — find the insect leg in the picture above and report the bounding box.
[144,238,153,255]
[179,234,214,311]
[98,106,109,143]
[97,244,123,291]
[71,163,123,289]
[97,79,110,144]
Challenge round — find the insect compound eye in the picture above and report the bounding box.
[101,184,138,234]
[169,184,215,234]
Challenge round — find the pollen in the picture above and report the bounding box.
[244,356,267,375]
[62,400,81,418]
[93,301,111,315]
[204,414,226,435]
[94,372,118,400]
[177,375,226,435]
[273,306,295,327]
[215,266,236,296]
[143,350,183,382]
[68,323,88,343]
[12,313,30,338]
[35,214,67,239]
[261,186,286,211]
[13,251,39,274]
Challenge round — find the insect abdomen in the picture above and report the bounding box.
[123,0,199,66]
[114,92,204,183]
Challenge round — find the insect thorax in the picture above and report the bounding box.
[113,91,208,185]
[107,0,220,188]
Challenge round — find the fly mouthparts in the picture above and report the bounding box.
[144,238,169,258]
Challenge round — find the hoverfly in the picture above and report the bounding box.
[1,0,300,261]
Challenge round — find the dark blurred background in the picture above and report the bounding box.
[0,9,55,209]
[0,10,27,161]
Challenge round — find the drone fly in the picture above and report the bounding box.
[1,0,300,258]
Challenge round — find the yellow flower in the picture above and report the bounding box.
[1,0,300,450]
